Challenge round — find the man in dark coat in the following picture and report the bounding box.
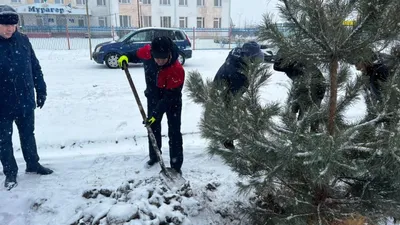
[384,45,400,75]
[355,52,389,102]
[0,5,53,190]
[273,51,326,131]
[213,41,264,149]
[214,41,264,96]
[118,37,184,174]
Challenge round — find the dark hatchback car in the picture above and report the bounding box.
[92,27,192,68]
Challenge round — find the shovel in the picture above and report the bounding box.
[121,63,185,189]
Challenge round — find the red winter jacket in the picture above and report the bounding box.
[136,44,185,119]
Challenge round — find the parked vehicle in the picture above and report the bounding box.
[260,42,279,63]
[92,27,192,68]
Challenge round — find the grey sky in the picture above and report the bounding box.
[230,0,282,27]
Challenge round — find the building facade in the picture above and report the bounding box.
[143,0,230,28]
[0,0,120,28]
[0,0,230,29]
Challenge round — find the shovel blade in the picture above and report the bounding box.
[159,167,186,190]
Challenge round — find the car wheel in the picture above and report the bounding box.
[178,52,186,65]
[105,53,120,69]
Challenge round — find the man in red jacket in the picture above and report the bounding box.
[119,37,185,174]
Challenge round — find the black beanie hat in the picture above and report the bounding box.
[0,5,18,25]
[242,41,263,61]
[151,36,173,59]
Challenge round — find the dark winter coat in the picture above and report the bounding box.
[364,63,389,99]
[273,58,326,105]
[131,43,184,121]
[0,31,46,117]
[127,43,180,99]
[213,47,250,96]
[378,52,398,76]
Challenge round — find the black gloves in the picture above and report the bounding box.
[36,94,46,109]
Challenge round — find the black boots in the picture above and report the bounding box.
[4,175,17,190]
[26,164,53,175]
[4,164,53,190]
[146,158,159,167]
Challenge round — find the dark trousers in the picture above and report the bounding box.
[290,84,326,132]
[0,111,40,177]
[147,97,183,170]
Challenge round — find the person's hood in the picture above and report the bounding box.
[242,41,264,61]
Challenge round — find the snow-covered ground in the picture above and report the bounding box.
[0,49,366,225]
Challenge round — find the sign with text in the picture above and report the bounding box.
[16,4,89,15]
[29,6,65,14]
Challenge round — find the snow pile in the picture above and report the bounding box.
[65,176,248,225]
[67,177,203,225]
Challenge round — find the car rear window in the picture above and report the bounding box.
[154,29,185,41]
[174,31,185,40]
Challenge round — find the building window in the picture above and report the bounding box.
[179,0,187,6]
[160,0,170,5]
[97,0,106,6]
[197,17,204,28]
[34,0,44,3]
[119,0,131,3]
[55,0,64,4]
[98,17,107,27]
[196,0,204,6]
[213,18,221,28]
[160,16,171,28]
[36,16,43,26]
[179,17,187,28]
[76,0,86,5]
[78,18,85,27]
[119,15,131,27]
[141,16,152,27]
[141,0,151,4]
[11,0,21,3]
[214,0,221,7]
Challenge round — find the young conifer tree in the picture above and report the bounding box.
[187,0,400,224]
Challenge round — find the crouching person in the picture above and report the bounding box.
[213,41,264,149]
[273,50,326,132]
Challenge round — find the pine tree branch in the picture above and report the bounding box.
[325,198,370,205]
[304,158,323,165]
[282,0,331,53]
[340,11,373,49]
[390,148,400,163]
[332,160,358,171]
[233,123,279,152]
[272,125,293,135]
[317,203,323,225]
[337,176,369,184]
[294,151,314,157]
[276,178,315,198]
[360,179,371,199]
[319,163,330,177]
[286,212,318,220]
[313,2,332,52]
[340,146,374,152]
[223,145,277,175]
[342,114,391,138]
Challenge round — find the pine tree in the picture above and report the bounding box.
[186,0,400,224]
